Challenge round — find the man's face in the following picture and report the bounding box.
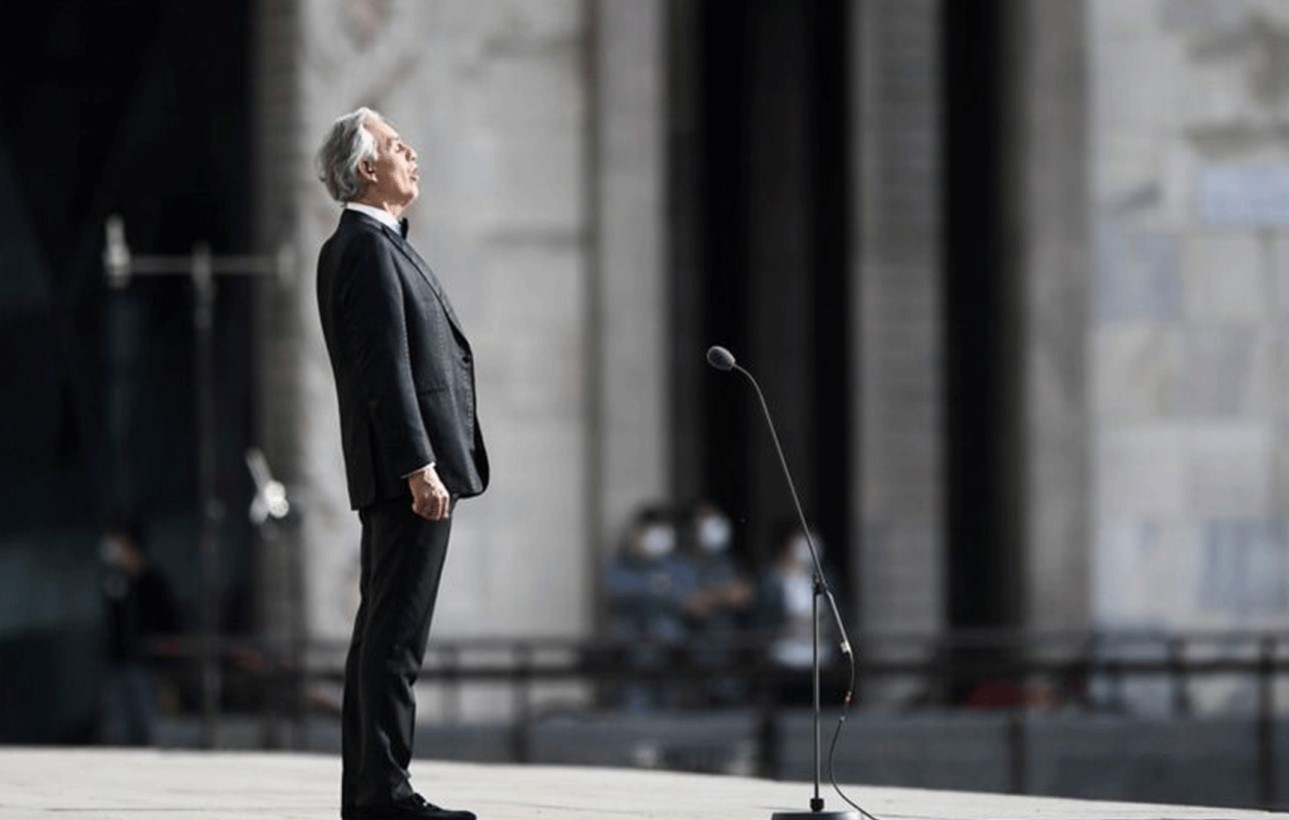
[361,117,419,209]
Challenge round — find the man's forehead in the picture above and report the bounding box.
[365,118,398,141]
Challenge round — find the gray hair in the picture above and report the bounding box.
[316,107,382,202]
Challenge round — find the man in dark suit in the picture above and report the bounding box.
[315,107,488,820]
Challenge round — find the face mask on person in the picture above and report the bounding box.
[698,515,731,554]
[638,525,675,560]
[790,534,819,569]
[100,537,125,567]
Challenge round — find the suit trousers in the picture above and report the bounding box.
[341,498,453,808]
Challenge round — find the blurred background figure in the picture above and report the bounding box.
[754,523,841,705]
[679,501,753,706]
[603,505,696,711]
[99,517,178,746]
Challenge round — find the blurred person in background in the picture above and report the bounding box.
[604,505,697,711]
[99,517,178,746]
[753,522,841,705]
[316,106,488,820]
[679,501,753,705]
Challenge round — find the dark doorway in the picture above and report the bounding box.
[668,0,853,604]
[0,0,255,740]
[940,0,1024,693]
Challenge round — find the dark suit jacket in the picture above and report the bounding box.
[317,209,489,510]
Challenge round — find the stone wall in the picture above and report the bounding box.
[1090,0,1289,707]
[245,0,1289,724]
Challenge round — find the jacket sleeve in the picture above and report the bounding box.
[337,234,436,479]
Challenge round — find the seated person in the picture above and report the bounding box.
[753,523,843,704]
[678,501,754,705]
[603,505,697,710]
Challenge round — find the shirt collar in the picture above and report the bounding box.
[345,201,401,232]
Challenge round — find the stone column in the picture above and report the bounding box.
[1001,0,1091,632]
[251,0,314,657]
[851,0,946,648]
[592,0,670,588]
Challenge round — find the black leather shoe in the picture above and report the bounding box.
[342,792,476,820]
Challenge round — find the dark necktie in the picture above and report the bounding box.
[399,217,410,239]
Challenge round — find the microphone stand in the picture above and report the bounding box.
[710,349,859,820]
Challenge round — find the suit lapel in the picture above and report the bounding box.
[379,225,465,335]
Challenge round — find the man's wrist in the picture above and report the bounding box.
[403,462,435,479]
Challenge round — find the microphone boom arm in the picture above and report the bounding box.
[730,363,851,657]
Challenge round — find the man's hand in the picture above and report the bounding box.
[408,465,451,521]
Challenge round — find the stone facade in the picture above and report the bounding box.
[1089,0,1289,709]
[247,0,1289,722]
[1090,0,1289,629]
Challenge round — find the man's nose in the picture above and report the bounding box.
[408,146,417,162]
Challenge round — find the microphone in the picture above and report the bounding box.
[704,345,850,652]
[706,345,736,371]
[708,345,866,820]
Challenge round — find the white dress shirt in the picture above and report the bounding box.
[345,201,401,231]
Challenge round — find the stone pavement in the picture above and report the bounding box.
[0,748,1283,819]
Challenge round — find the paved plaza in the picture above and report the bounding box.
[0,748,1283,819]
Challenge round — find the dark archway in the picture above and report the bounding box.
[668,0,853,601]
[0,0,255,740]
[941,0,1025,696]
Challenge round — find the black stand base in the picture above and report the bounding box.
[770,812,860,819]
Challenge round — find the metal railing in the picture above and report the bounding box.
[147,628,1289,808]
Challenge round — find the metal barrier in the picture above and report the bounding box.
[148,629,1289,808]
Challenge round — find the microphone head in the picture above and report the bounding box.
[706,345,736,371]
